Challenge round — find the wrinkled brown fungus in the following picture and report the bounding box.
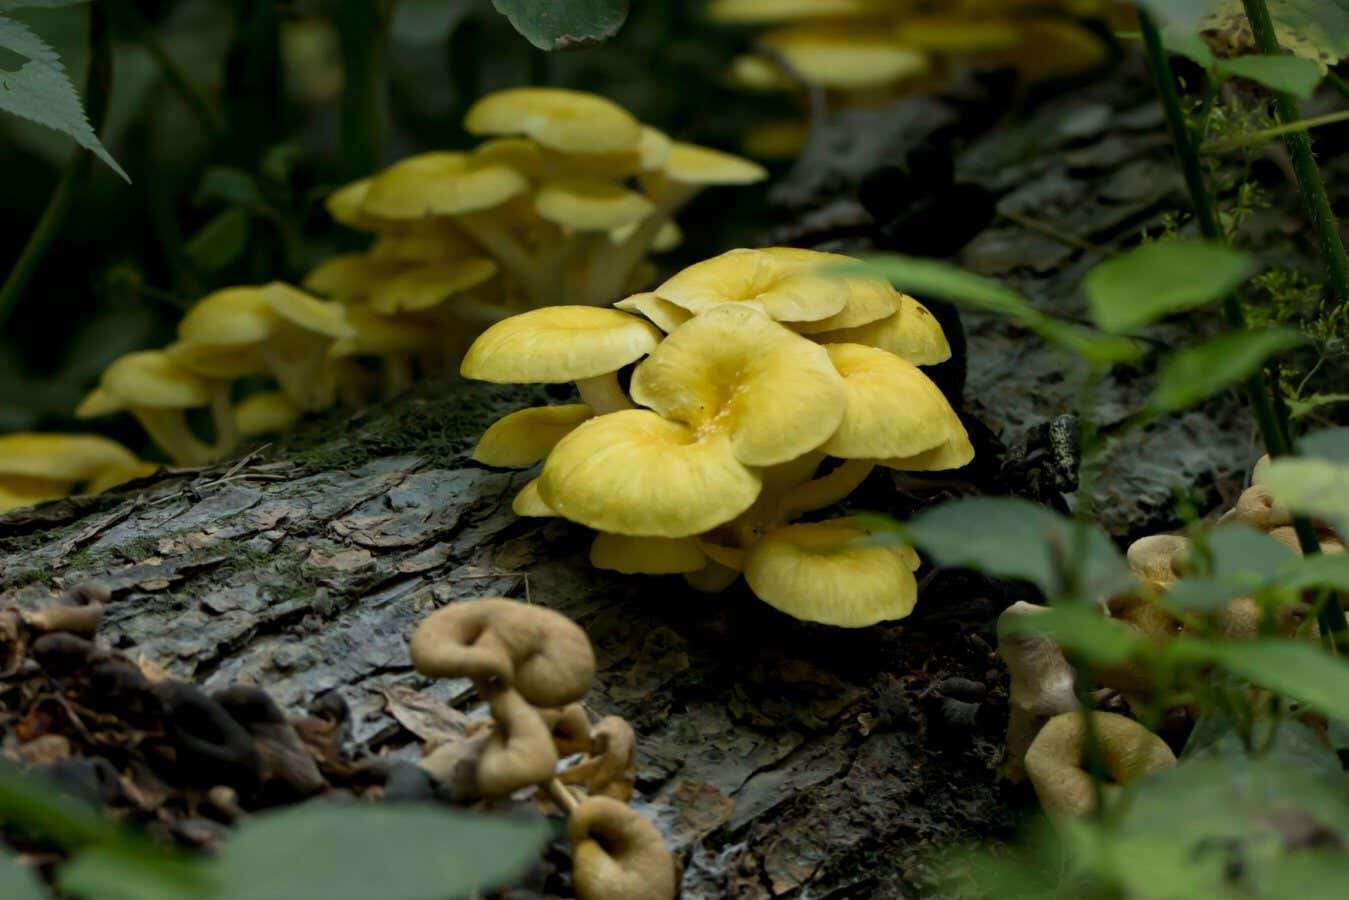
[569,796,677,900]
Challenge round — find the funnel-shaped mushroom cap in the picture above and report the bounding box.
[474,404,594,468]
[368,258,499,315]
[362,152,528,219]
[473,137,547,176]
[409,598,595,707]
[540,410,762,537]
[654,248,847,323]
[745,518,918,627]
[568,796,676,900]
[0,434,140,482]
[707,0,879,21]
[822,343,959,459]
[613,292,693,333]
[813,295,951,366]
[1025,712,1176,818]
[465,88,642,154]
[325,177,378,229]
[234,392,302,438]
[559,715,637,801]
[79,351,211,415]
[1219,484,1291,531]
[477,688,559,798]
[265,282,356,339]
[656,142,767,187]
[302,254,408,302]
[876,418,973,471]
[536,179,655,231]
[166,340,267,379]
[462,307,662,384]
[513,479,555,517]
[782,265,903,336]
[179,287,276,346]
[760,25,929,90]
[330,307,435,357]
[590,534,707,575]
[894,17,1020,52]
[631,304,846,466]
[541,703,592,757]
[1126,534,1189,587]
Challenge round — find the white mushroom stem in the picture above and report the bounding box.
[576,373,632,414]
[132,409,213,467]
[455,212,551,307]
[774,460,875,522]
[584,192,693,306]
[263,337,336,412]
[205,382,239,460]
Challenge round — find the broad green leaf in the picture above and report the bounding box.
[0,12,126,179]
[1173,637,1349,720]
[1267,0,1349,68]
[901,497,1136,602]
[214,804,552,900]
[0,851,44,900]
[186,208,251,272]
[59,841,213,900]
[1146,328,1305,413]
[1162,25,1215,66]
[1163,575,1247,613]
[1184,712,1341,775]
[998,604,1145,666]
[1217,54,1324,97]
[1084,241,1253,333]
[1133,0,1216,28]
[491,0,628,51]
[0,760,115,849]
[1206,523,1298,582]
[1278,551,1349,592]
[1297,426,1349,463]
[1262,457,1349,536]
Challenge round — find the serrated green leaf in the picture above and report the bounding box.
[0,12,126,180]
[0,851,45,900]
[1084,241,1253,333]
[185,208,251,272]
[1208,522,1299,582]
[1146,328,1305,413]
[491,0,628,51]
[1218,54,1323,97]
[214,803,552,900]
[1262,457,1349,537]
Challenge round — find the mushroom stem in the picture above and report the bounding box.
[206,382,239,459]
[774,460,875,522]
[133,409,213,467]
[383,354,415,398]
[455,212,549,306]
[263,337,334,411]
[585,193,691,305]
[543,777,581,814]
[576,373,632,414]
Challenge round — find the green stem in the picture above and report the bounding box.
[1202,109,1349,155]
[1328,71,1349,104]
[336,0,385,177]
[109,0,224,139]
[0,4,113,329]
[1139,11,1347,645]
[1239,0,1349,307]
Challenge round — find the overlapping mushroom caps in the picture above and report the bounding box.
[460,246,969,628]
[709,0,1120,159]
[407,598,673,900]
[0,434,155,513]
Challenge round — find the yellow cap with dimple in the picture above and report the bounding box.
[812,295,951,366]
[362,152,528,219]
[654,248,848,323]
[464,88,643,154]
[461,306,661,384]
[822,343,959,459]
[535,179,655,232]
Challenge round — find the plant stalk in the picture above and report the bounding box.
[0,4,113,329]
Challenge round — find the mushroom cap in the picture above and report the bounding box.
[1025,712,1176,818]
[329,307,436,357]
[473,137,547,176]
[512,478,556,517]
[465,88,643,154]
[369,223,480,264]
[745,518,919,627]
[589,534,707,575]
[265,282,355,339]
[535,178,655,232]
[760,25,930,91]
[476,687,560,798]
[409,598,596,708]
[771,250,902,334]
[0,434,140,482]
[361,152,528,219]
[812,295,951,366]
[368,258,499,315]
[179,287,277,346]
[325,177,380,229]
[461,306,662,384]
[707,0,879,22]
[86,460,159,495]
[81,351,211,413]
[540,703,592,757]
[1218,484,1291,531]
[559,715,636,801]
[474,404,594,468]
[166,341,268,379]
[654,248,847,323]
[996,601,1079,715]
[821,343,960,459]
[875,419,973,472]
[1125,534,1189,587]
[893,17,1020,53]
[302,254,409,302]
[234,392,302,438]
[630,304,847,466]
[655,142,767,187]
[540,410,762,538]
[568,797,676,900]
[0,478,72,513]
[613,292,693,334]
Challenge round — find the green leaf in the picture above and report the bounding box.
[1084,241,1254,333]
[196,167,267,210]
[1261,457,1349,537]
[1267,0,1349,68]
[1174,637,1349,721]
[1289,392,1349,420]
[1207,523,1299,583]
[0,851,45,900]
[1162,25,1216,67]
[1163,576,1247,613]
[491,0,628,51]
[901,497,1136,602]
[848,255,1141,363]
[1277,551,1349,592]
[1134,0,1216,28]
[0,12,126,180]
[999,604,1146,666]
[185,208,252,272]
[214,804,552,900]
[1146,328,1306,414]
[59,841,213,900]
[1217,54,1324,97]
[1297,426,1349,463]
[0,759,115,849]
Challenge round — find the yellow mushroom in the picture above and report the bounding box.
[512,478,556,517]
[558,715,636,802]
[758,24,930,92]
[234,391,303,439]
[476,686,560,798]
[652,247,849,324]
[589,534,708,575]
[464,87,643,155]
[0,434,150,512]
[1025,711,1176,818]
[811,294,952,366]
[612,292,692,334]
[474,404,595,468]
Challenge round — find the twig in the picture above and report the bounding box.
[998,209,1101,253]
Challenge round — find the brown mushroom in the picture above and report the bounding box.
[541,703,592,757]
[1219,483,1291,531]
[476,687,560,799]
[409,598,596,707]
[569,796,677,900]
[418,730,493,800]
[1024,711,1176,818]
[996,601,1079,782]
[559,715,636,802]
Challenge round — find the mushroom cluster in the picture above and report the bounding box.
[710,0,1124,157]
[462,246,971,627]
[0,433,156,514]
[304,86,767,388]
[409,598,674,900]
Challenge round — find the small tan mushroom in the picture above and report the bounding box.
[1219,483,1291,531]
[418,730,493,800]
[541,703,592,757]
[477,687,560,798]
[1125,534,1189,588]
[559,715,636,802]
[409,598,595,707]
[1025,711,1176,818]
[22,583,108,637]
[996,601,1079,782]
[569,796,676,900]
